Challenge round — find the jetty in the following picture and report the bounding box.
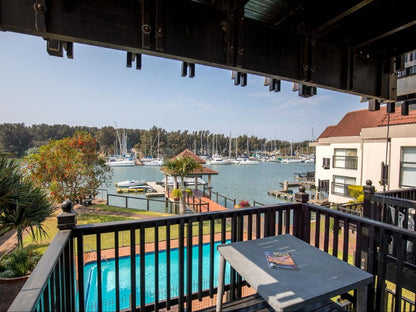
[268,190,294,201]
[145,182,165,198]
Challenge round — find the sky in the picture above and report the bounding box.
[0,31,366,141]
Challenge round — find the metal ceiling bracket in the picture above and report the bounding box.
[63,42,73,59]
[368,99,380,111]
[127,52,142,70]
[46,39,63,57]
[33,1,46,32]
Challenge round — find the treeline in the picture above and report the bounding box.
[0,123,314,158]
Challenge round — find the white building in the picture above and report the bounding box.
[312,107,416,203]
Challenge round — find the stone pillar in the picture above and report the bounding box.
[57,200,76,230]
[295,186,309,203]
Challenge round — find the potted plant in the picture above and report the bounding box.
[171,188,182,201]
[235,200,250,209]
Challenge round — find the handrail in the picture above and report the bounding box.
[8,230,73,312]
[10,200,416,312]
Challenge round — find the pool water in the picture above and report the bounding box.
[84,241,230,311]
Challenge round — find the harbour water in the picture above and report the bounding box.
[104,162,315,211]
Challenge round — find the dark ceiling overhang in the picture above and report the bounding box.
[1,0,415,101]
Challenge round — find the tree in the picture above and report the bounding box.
[0,154,54,249]
[24,132,112,203]
[162,156,203,214]
[0,123,33,157]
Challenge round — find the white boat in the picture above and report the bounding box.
[115,179,146,187]
[236,157,259,165]
[304,158,314,163]
[206,154,232,165]
[281,158,302,164]
[106,158,135,167]
[142,158,164,166]
[163,176,206,186]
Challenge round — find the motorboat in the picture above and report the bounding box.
[106,158,135,167]
[142,158,164,166]
[206,154,232,165]
[115,179,146,187]
[235,157,259,165]
[163,176,206,186]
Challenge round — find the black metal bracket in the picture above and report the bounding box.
[264,78,281,92]
[46,40,73,58]
[127,52,142,70]
[231,71,246,86]
[33,1,46,32]
[181,62,195,78]
[298,84,317,98]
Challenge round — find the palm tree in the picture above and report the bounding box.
[162,156,203,214]
[0,154,55,249]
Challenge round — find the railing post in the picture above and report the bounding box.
[294,186,310,241]
[57,200,77,230]
[363,180,375,219]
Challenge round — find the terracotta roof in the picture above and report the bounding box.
[379,106,416,126]
[318,125,336,139]
[170,149,206,164]
[318,106,416,139]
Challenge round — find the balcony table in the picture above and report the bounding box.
[216,234,373,312]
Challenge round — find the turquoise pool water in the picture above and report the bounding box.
[84,241,230,311]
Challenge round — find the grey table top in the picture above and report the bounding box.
[217,234,373,311]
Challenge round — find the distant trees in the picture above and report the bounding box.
[0,123,33,157]
[24,132,112,203]
[0,123,315,159]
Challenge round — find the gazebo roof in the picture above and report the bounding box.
[161,149,218,176]
[171,149,206,164]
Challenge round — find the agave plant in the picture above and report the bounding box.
[0,154,55,249]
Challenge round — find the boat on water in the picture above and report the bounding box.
[163,176,206,186]
[235,157,259,165]
[107,157,135,167]
[142,158,164,166]
[106,127,136,167]
[206,154,232,165]
[281,158,302,164]
[115,179,146,187]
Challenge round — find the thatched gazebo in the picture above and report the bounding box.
[160,149,218,193]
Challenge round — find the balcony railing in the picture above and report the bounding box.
[9,192,416,312]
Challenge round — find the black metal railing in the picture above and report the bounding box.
[210,190,236,209]
[107,193,178,214]
[9,199,416,312]
[332,155,358,169]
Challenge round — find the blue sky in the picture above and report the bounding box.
[0,31,366,141]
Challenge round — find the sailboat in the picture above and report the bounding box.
[281,142,301,163]
[143,131,163,166]
[106,128,135,167]
[235,137,259,165]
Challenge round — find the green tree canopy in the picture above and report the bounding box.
[24,132,112,203]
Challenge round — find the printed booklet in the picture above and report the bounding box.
[264,251,298,270]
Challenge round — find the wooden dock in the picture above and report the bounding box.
[145,182,166,198]
[268,190,294,201]
[189,189,228,212]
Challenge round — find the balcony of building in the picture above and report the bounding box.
[8,182,416,312]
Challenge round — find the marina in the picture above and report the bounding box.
[105,162,315,212]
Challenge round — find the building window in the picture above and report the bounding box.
[331,175,356,196]
[333,148,358,169]
[318,179,329,193]
[322,158,330,169]
[400,147,416,187]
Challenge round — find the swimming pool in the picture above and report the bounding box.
[84,241,230,311]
